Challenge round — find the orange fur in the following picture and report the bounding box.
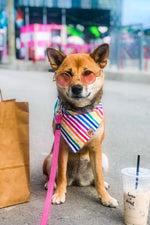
[43,44,118,207]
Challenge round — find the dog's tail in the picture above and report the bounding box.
[102,153,109,172]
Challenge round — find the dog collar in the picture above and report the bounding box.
[54,98,103,153]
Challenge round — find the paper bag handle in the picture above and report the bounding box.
[0,89,4,101]
[0,90,16,102]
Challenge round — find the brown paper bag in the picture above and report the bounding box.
[0,90,30,208]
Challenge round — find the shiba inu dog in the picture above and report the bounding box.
[43,44,118,208]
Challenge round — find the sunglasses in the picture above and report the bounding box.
[53,70,102,87]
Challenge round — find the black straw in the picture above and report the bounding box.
[135,155,140,189]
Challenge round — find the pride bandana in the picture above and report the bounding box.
[54,98,103,153]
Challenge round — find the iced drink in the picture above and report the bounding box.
[124,190,149,225]
[122,168,150,225]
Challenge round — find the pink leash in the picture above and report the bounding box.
[40,113,62,225]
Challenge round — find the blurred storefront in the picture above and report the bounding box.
[14,0,122,28]
[1,0,150,71]
[0,0,122,60]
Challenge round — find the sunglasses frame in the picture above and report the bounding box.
[53,69,103,87]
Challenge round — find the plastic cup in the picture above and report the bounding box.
[121,167,150,225]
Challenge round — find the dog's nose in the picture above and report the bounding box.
[71,84,83,95]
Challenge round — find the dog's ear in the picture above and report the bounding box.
[90,43,109,68]
[47,48,66,70]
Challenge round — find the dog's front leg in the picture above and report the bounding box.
[89,141,118,208]
[52,137,69,204]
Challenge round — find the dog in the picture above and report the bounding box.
[43,44,118,208]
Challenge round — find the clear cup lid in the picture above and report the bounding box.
[121,167,150,177]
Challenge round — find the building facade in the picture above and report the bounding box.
[0,0,122,28]
[0,0,122,62]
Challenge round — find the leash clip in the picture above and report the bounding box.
[55,98,62,130]
[56,98,62,116]
[55,123,61,130]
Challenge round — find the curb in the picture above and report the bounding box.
[0,62,150,84]
[105,70,150,84]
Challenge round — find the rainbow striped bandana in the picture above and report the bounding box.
[54,98,103,153]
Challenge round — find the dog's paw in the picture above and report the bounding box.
[44,182,48,190]
[52,192,66,205]
[44,181,57,190]
[100,196,118,208]
[104,181,110,190]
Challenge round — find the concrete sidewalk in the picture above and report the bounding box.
[105,69,150,84]
[0,69,150,225]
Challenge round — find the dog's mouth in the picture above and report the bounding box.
[66,84,91,100]
[67,92,91,100]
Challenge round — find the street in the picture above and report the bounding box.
[0,68,150,225]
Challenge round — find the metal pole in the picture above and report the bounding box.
[61,8,67,52]
[7,0,16,63]
[117,30,121,70]
[25,7,29,25]
[43,7,47,24]
[3,27,7,62]
[139,26,144,71]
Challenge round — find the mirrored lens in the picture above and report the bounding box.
[56,73,71,87]
[81,70,96,84]
[55,70,96,87]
